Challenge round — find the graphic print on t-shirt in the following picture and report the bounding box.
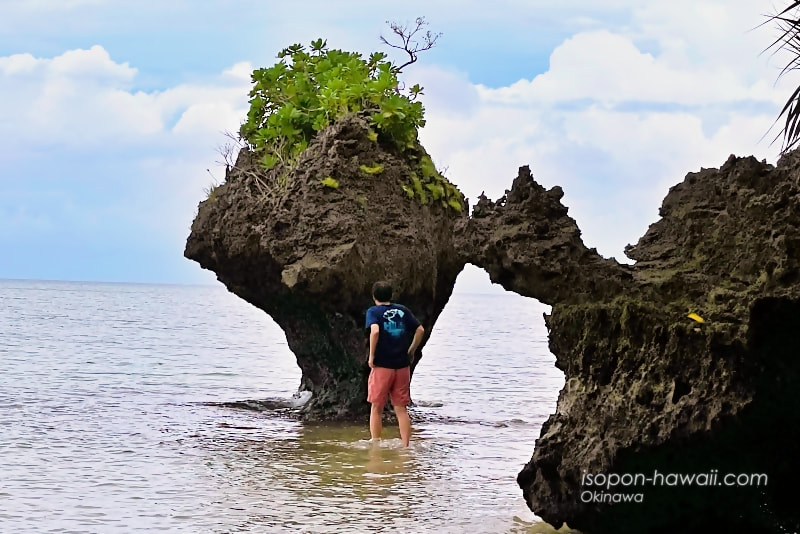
[382,308,406,337]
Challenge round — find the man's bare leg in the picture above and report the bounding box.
[370,402,384,441]
[393,404,411,447]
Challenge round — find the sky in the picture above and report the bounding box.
[0,0,796,292]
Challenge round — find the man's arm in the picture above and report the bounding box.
[368,323,380,369]
[407,324,425,364]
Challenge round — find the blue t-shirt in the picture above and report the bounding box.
[365,303,421,369]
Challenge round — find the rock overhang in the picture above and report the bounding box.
[186,114,800,532]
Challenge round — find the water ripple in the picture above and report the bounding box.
[0,280,565,533]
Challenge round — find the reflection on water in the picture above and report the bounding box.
[189,415,571,534]
[0,280,571,533]
[196,422,423,532]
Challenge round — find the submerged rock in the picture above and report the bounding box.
[185,114,466,419]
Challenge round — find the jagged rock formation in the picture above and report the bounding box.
[185,114,466,419]
[494,154,800,533]
[186,111,800,531]
[456,165,634,306]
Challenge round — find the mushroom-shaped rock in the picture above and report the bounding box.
[185,114,467,419]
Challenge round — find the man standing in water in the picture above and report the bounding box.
[366,281,425,447]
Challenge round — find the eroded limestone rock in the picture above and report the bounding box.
[185,114,466,419]
[186,112,800,531]
[503,154,800,533]
[456,165,635,305]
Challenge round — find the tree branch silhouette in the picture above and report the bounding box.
[380,17,442,73]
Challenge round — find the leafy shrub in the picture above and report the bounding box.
[237,26,463,212]
[240,38,425,170]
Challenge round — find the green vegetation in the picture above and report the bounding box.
[359,163,384,175]
[404,155,465,212]
[236,19,463,211]
[240,37,425,170]
[203,182,220,204]
[320,176,339,189]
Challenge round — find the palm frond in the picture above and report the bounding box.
[767,2,800,153]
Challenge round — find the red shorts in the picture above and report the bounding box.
[367,366,411,407]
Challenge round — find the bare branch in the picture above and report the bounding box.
[214,130,247,171]
[380,17,441,73]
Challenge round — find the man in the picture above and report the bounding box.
[365,281,424,447]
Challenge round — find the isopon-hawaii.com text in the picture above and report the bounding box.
[579,469,768,504]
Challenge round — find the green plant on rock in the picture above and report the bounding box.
[235,19,465,212]
[240,34,428,171]
[203,182,220,203]
[320,176,339,189]
[410,173,428,204]
[425,181,444,200]
[447,197,464,212]
[403,155,465,212]
[419,154,438,180]
[359,163,384,175]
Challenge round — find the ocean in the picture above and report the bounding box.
[0,279,565,533]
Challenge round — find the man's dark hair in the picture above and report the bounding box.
[372,281,393,302]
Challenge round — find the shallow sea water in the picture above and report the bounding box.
[0,279,565,533]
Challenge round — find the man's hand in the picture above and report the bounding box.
[368,325,379,370]
[407,324,425,365]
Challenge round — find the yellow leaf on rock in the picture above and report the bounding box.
[687,312,705,323]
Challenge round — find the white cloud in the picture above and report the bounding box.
[477,30,781,107]
[1,0,797,283]
[0,46,250,150]
[402,65,480,117]
[172,101,243,136]
[0,45,135,81]
[49,45,135,80]
[0,53,40,75]
[415,22,790,261]
[222,62,255,83]
[0,45,252,283]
